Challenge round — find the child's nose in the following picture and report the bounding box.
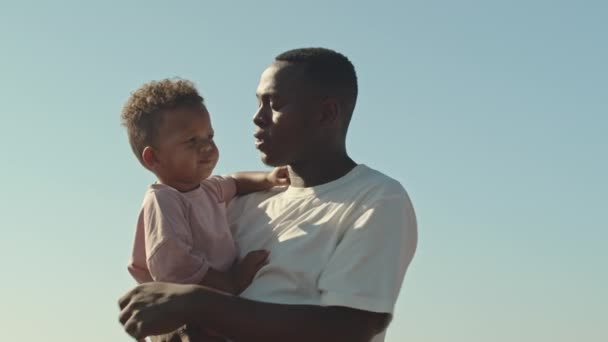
[199,141,214,152]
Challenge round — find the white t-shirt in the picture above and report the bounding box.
[227,164,417,342]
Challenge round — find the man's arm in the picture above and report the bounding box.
[119,282,389,342]
[191,288,390,342]
[230,167,289,196]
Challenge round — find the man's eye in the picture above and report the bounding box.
[271,102,282,111]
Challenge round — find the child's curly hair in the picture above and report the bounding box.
[121,78,204,167]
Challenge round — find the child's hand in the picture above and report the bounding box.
[234,250,269,293]
[267,166,290,186]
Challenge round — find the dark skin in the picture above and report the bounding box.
[119,283,390,342]
[119,61,390,341]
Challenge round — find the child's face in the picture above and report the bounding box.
[149,105,219,191]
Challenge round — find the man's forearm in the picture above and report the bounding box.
[188,288,388,342]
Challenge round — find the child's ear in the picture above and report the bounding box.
[142,146,158,169]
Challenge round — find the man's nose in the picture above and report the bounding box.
[253,106,270,127]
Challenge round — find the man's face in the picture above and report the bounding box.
[253,62,322,167]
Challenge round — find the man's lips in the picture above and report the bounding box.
[254,131,269,148]
[254,131,268,140]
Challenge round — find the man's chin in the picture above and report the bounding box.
[259,153,284,167]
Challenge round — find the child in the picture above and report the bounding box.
[121,78,288,341]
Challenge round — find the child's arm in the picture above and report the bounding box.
[198,250,269,295]
[230,167,289,196]
[141,189,268,295]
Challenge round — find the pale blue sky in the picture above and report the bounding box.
[1,1,606,341]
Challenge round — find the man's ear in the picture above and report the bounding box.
[319,97,341,127]
[142,146,158,170]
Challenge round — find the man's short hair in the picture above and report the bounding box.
[275,48,358,124]
[121,78,204,167]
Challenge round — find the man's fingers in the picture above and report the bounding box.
[124,317,143,339]
[118,291,133,310]
[119,305,133,325]
[118,311,129,326]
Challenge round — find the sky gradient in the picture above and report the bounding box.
[1,1,606,341]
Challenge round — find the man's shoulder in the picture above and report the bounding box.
[350,164,409,199]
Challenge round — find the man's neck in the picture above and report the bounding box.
[288,152,357,188]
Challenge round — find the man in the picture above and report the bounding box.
[118,47,417,342]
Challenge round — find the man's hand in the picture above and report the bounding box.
[266,166,290,186]
[233,250,269,293]
[118,282,196,340]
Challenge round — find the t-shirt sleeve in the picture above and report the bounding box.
[201,175,238,203]
[143,190,209,284]
[317,191,418,314]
